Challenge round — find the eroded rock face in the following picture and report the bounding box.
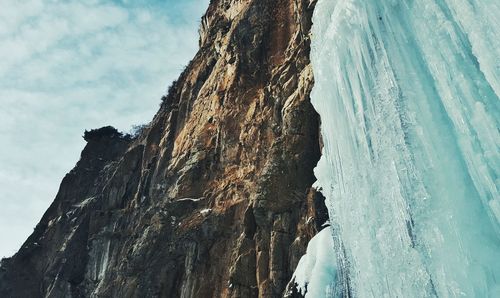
[0,0,324,297]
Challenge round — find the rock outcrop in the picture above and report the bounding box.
[0,0,326,297]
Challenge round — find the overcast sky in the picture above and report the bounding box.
[0,0,209,258]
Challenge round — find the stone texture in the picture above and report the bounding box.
[0,0,327,297]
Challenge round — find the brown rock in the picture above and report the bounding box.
[0,0,328,297]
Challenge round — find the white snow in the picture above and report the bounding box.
[200,208,212,216]
[176,197,205,202]
[291,227,337,297]
[75,196,96,208]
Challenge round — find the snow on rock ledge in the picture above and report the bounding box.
[286,226,337,297]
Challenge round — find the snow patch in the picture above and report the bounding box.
[291,227,337,297]
[200,208,212,216]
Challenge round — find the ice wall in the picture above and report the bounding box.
[310,0,500,296]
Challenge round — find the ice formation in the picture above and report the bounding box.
[307,0,500,296]
[291,227,337,297]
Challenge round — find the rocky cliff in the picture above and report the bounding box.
[0,0,326,297]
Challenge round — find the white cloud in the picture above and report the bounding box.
[0,0,209,258]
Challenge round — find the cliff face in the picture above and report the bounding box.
[0,0,325,297]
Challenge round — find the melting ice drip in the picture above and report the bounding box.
[295,0,500,297]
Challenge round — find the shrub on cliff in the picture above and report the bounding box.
[83,126,124,142]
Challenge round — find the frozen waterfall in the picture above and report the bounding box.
[303,0,500,297]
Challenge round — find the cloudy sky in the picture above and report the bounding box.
[0,0,208,258]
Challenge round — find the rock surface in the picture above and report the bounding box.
[0,0,326,297]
